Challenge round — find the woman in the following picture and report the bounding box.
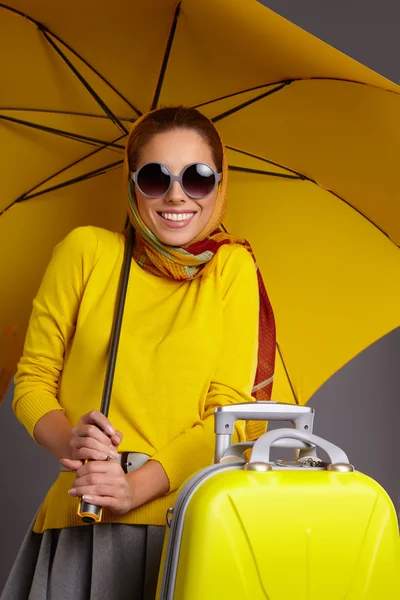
[1,106,275,599]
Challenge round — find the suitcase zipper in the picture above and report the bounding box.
[160,463,240,599]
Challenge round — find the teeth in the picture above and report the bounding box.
[161,212,193,222]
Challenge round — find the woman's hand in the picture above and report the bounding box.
[66,459,134,515]
[65,459,170,514]
[62,410,123,469]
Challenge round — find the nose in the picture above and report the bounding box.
[165,180,186,203]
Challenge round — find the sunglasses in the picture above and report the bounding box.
[131,162,221,199]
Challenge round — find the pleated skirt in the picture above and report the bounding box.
[1,520,165,600]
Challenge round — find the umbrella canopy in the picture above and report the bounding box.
[1,0,399,406]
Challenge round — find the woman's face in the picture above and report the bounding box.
[134,128,219,246]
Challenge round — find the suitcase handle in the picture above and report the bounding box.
[214,402,315,463]
[219,438,316,464]
[250,428,351,466]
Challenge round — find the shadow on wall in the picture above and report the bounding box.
[308,326,400,518]
[0,327,399,589]
[0,383,59,592]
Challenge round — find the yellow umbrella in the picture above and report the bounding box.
[1,0,399,406]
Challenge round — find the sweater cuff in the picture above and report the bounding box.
[14,390,65,442]
[152,429,213,493]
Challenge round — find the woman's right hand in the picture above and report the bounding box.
[68,410,123,463]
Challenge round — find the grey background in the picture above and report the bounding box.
[1,0,400,591]
[260,0,400,84]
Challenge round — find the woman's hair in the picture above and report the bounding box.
[127,106,223,172]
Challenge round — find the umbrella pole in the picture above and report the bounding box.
[78,223,135,523]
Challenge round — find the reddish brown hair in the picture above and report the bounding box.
[127,106,223,172]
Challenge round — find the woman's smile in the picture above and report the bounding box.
[156,210,197,228]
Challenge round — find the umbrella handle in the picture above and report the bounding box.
[78,494,103,523]
[77,457,104,523]
[77,224,135,524]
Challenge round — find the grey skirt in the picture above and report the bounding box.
[1,520,166,600]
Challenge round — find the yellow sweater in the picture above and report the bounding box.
[13,226,259,532]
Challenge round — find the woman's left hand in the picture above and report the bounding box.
[65,459,134,515]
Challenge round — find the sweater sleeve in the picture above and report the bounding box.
[151,246,260,492]
[13,226,98,440]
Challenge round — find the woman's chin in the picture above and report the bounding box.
[156,228,197,247]
[150,218,202,247]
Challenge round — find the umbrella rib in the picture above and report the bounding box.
[0,160,124,216]
[151,1,181,111]
[226,146,308,180]
[277,342,299,405]
[0,107,135,122]
[39,27,129,136]
[23,160,124,200]
[212,82,292,123]
[2,135,126,215]
[229,165,300,180]
[226,145,303,178]
[195,81,288,110]
[227,146,397,246]
[41,38,142,119]
[324,188,395,243]
[195,76,400,112]
[0,114,125,149]
[0,3,141,118]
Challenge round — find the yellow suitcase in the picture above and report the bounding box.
[157,403,400,599]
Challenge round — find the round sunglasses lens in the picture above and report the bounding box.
[137,163,170,197]
[182,163,216,198]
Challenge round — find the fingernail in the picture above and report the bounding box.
[68,489,77,496]
[82,495,93,502]
[106,426,115,435]
[109,448,118,459]
[98,453,108,460]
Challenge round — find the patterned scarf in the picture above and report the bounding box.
[125,113,276,441]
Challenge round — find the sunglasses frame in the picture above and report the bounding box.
[131,162,222,199]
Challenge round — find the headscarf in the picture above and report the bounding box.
[124,109,276,441]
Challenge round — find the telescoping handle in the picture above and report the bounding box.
[214,402,315,463]
[250,428,351,466]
